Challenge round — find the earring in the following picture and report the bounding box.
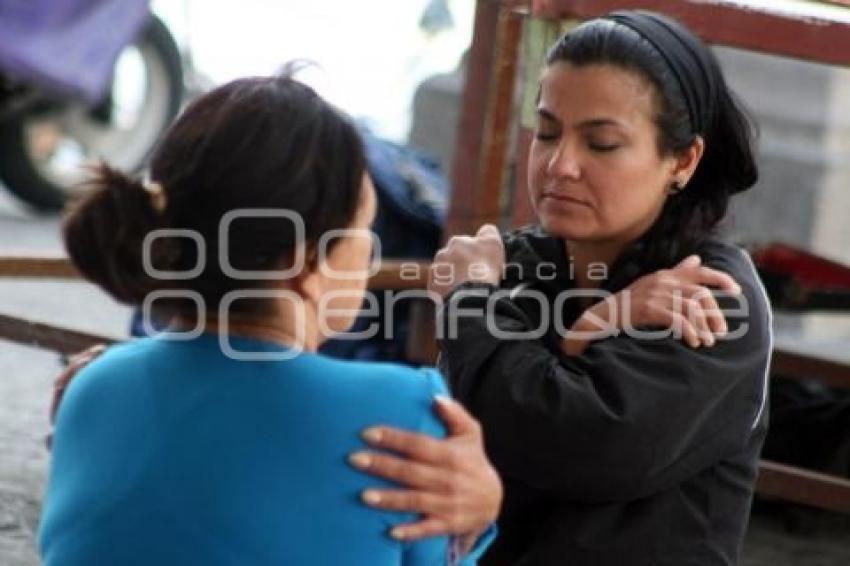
[668,180,685,195]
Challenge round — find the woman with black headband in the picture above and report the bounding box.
[355,10,770,565]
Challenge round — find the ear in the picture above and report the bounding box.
[295,268,324,307]
[671,136,705,186]
[286,245,323,305]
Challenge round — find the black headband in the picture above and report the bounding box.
[604,10,718,136]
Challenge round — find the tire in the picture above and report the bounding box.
[0,15,183,211]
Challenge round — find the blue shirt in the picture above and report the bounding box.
[40,334,493,565]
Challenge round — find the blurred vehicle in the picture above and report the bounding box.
[0,0,183,210]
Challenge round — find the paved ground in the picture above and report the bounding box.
[0,188,131,564]
[0,187,847,565]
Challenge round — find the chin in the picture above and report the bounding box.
[539,215,595,240]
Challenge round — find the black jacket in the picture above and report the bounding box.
[439,227,772,565]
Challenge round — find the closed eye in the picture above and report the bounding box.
[535,108,560,142]
[535,130,559,142]
[588,142,620,152]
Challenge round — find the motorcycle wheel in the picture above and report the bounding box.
[0,15,183,211]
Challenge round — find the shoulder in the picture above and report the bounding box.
[306,356,450,433]
[60,338,157,407]
[51,340,160,462]
[698,240,772,321]
[500,225,573,290]
[700,240,773,359]
[699,240,759,280]
[311,355,447,396]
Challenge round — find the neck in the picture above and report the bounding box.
[172,302,321,353]
[566,239,629,289]
[565,206,664,289]
[219,317,320,352]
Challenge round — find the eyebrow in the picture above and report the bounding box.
[536,108,558,124]
[536,108,624,130]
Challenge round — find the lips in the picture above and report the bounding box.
[541,190,589,207]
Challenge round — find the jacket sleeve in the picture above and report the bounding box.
[438,250,772,504]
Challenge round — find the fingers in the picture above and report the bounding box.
[688,285,728,337]
[51,344,107,423]
[654,291,725,349]
[433,396,480,437]
[361,426,447,466]
[428,226,504,296]
[68,343,107,367]
[445,235,473,247]
[386,517,451,541]
[666,293,716,348]
[683,297,714,347]
[664,258,739,345]
[674,254,701,269]
[359,488,447,516]
[354,414,503,543]
[671,255,741,295]
[696,266,741,295]
[348,450,447,491]
[476,224,501,240]
[668,311,701,349]
[674,282,730,342]
[59,344,105,386]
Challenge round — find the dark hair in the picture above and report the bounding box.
[546,15,758,270]
[63,74,367,317]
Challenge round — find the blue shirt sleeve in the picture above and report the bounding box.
[458,523,498,565]
[402,368,496,566]
[400,368,450,565]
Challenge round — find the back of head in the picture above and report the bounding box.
[547,11,759,268]
[63,74,366,317]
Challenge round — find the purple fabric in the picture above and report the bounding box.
[0,0,152,104]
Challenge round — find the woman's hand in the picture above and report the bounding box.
[348,396,502,552]
[428,224,505,299]
[47,344,107,448]
[562,255,742,356]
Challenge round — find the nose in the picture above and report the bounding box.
[546,139,581,181]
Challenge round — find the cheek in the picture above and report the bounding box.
[332,236,371,269]
[324,239,372,293]
[589,164,667,225]
[349,238,374,280]
[527,146,549,199]
[318,243,370,333]
[320,292,364,335]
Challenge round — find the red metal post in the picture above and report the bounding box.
[446,0,502,238]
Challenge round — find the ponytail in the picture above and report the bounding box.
[63,164,173,305]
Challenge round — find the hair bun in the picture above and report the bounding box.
[63,163,168,304]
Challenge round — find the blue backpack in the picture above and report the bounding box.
[319,129,449,363]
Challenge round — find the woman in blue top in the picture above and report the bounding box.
[40,74,499,565]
